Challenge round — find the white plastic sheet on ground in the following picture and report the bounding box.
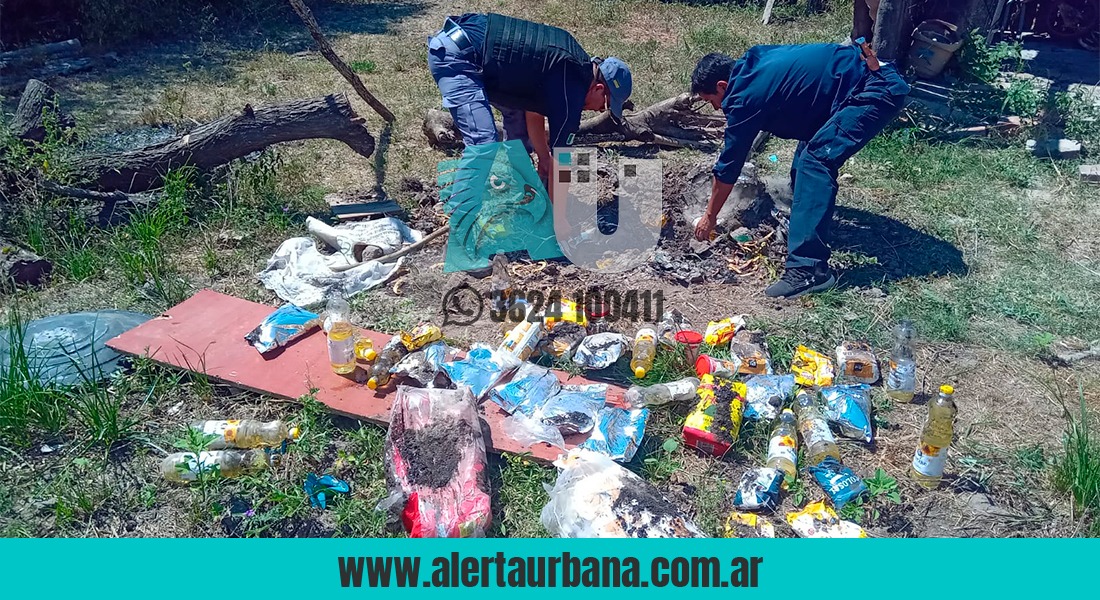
[257,217,423,307]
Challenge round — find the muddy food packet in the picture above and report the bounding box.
[724,512,776,538]
[539,321,587,359]
[835,341,880,384]
[540,384,607,435]
[489,362,562,414]
[786,500,868,538]
[791,345,835,387]
[245,304,320,355]
[808,457,866,510]
[732,467,784,512]
[728,330,772,375]
[579,406,649,462]
[440,345,520,400]
[572,333,630,370]
[743,374,796,421]
[392,341,454,387]
[821,383,873,443]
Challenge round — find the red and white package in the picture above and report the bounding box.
[380,386,491,537]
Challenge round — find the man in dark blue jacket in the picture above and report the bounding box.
[691,44,910,298]
[428,13,632,198]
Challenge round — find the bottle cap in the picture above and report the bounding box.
[367,377,379,390]
[634,366,646,378]
[364,348,377,361]
[288,426,301,441]
[940,384,954,395]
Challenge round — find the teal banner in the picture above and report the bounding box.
[0,539,1089,596]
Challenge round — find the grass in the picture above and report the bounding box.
[1054,388,1100,535]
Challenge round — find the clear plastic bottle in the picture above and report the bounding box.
[886,320,917,403]
[160,449,273,483]
[326,297,356,375]
[910,384,958,489]
[366,334,409,390]
[657,310,693,348]
[190,419,299,449]
[624,377,699,408]
[794,389,840,466]
[630,327,657,378]
[490,253,513,314]
[766,409,799,479]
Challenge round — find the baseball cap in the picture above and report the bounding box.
[597,57,632,120]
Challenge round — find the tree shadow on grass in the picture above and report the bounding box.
[831,205,968,289]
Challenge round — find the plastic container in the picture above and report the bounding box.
[190,419,299,449]
[160,449,273,483]
[585,301,612,335]
[794,389,840,466]
[624,377,699,408]
[886,320,917,403]
[326,297,356,375]
[908,19,963,79]
[630,328,657,378]
[490,253,512,314]
[766,409,799,479]
[367,335,410,390]
[695,354,741,378]
[657,310,693,347]
[910,385,958,489]
[674,330,703,364]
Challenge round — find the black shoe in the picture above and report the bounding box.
[765,267,837,299]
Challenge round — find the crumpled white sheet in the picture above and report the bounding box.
[258,217,423,308]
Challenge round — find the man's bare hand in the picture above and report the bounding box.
[694,213,715,241]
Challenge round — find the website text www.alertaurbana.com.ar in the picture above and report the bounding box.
[338,552,763,588]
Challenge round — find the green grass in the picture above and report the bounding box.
[495,453,554,537]
[350,60,377,74]
[1054,389,1100,535]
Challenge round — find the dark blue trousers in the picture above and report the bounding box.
[787,64,909,272]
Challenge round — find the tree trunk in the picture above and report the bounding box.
[873,0,915,65]
[1,238,52,287]
[0,39,82,71]
[423,93,724,151]
[10,79,75,143]
[71,92,376,193]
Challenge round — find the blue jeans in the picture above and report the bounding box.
[427,31,531,151]
[787,64,910,272]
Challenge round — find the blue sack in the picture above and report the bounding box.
[808,457,866,510]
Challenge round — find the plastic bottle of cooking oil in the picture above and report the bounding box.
[366,335,409,390]
[910,384,958,489]
[886,320,917,403]
[326,297,356,375]
[630,327,657,378]
[766,408,799,479]
[190,419,299,449]
[794,389,840,466]
[160,449,274,483]
[623,377,699,408]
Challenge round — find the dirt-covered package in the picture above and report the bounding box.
[378,386,491,537]
[540,448,704,538]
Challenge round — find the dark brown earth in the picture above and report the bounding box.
[394,415,471,489]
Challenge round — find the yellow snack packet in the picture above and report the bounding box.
[703,315,747,346]
[791,345,835,387]
[401,323,443,351]
[786,500,868,538]
[724,512,776,538]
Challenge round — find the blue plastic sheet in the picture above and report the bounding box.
[579,406,649,462]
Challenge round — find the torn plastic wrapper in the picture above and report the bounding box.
[392,341,455,387]
[732,467,783,512]
[304,473,350,509]
[579,405,649,462]
[703,315,747,346]
[440,345,521,400]
[786,500,868,538]
[540,448,704,538]
[821,383,874,442]
[724,512,776,538]
[729,330,773,375]
[808,457,867,510]
[538,321,587,359]
[791,345,835,387]
[502,412,566,449]
[378,386,491,538]
[540,384,607,435]
[572,333,630,370]
[488,362,562,414]
[244,304,320,354]
[743,374,796,421]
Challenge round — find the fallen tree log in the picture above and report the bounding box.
[1,238,52,287]
[72,92,376,193]
[423,93,725,151]
[0,38,83,71]
[10,79,75,143]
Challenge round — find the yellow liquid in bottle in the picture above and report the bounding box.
[328,321,356,375]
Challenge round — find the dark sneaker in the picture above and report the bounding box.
[765,267,837,299]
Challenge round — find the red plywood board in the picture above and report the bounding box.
[106,289,626,463]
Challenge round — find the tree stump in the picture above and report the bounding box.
[1,238,52,287]
[10,79,75,143]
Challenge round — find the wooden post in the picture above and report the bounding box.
[762,0,777,25]
[287,0,396,124]
[872,0,914,65]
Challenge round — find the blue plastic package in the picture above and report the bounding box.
[808,457,866,509]
[733,467,783,512]
[743,374,796,421]
[579,406,649,462]
[440,345,520,399]
[821,384,873,443]
[540,384,607,435]
[489,362,562,414]
[245,304,319,354]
